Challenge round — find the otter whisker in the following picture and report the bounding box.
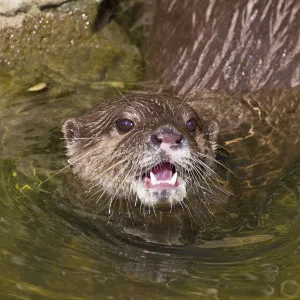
[177,158,215,194]
[39,144,108,186]
[108,197,116,218]
[184,168,212,205]
[90,161,132,205]
[184,195,208,224]
[197,152,234,175]
[84,154,133,193]
[105,161,136,217]
[124,155,145,216]
[60,137,102,140]
[151,204,156,217]
[207,140,230,152]
[191,164,214,194]
[179,200,195,228]
[192,164,220,192]
[192,164,231,197]
[102,156,140,215]
[125,196,135,220]
[116,88,132,105]
[186,182,217,217]
[196,158,220,178]
[180,76,202,107]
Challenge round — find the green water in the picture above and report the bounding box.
[1,142,300,300]
[1,2,300,300]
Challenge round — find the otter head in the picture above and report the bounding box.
[62,94,220,211]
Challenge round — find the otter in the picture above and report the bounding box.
[62,1,300,229]
[62,89,300,218]
[62,94,225,212]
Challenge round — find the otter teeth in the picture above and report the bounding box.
[170,172,178,185]
[150,172,158,185]
[150,171,178,186]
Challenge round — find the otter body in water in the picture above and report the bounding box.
[146,0,300,93]
[62,89,300,214]
[62,0,300,219]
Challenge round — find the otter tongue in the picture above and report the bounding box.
[151,163,173,181]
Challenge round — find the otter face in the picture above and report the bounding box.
[62,94,220,210]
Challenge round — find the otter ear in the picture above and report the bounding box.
[62,117,82,144]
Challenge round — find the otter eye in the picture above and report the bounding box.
[186,118,197,132]
[116,119,134,133]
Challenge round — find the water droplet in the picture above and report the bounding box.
[282,49,287,57]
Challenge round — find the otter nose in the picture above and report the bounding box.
[151,129,183,147]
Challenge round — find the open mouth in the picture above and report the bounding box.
[143,162,179,189]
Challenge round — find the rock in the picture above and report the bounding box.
[0,0,143,164]
[0,0,87,29]
[0,14,25,29]
[0,0,30,16]
[39,0,74,8]
[0,0,76,16]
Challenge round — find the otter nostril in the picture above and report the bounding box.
[151,134,163,145]
[176,134,183,144]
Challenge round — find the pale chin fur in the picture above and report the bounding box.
[133,177,187,206]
